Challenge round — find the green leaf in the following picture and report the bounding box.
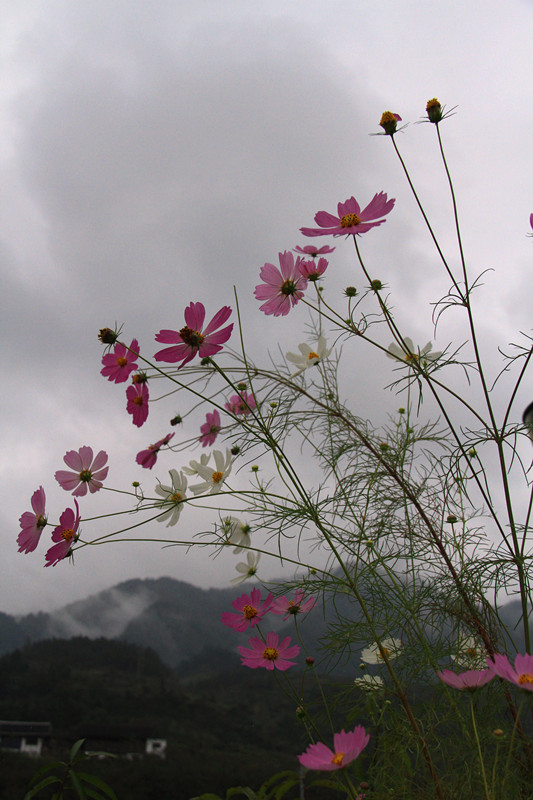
[24,775,61,800]
[76,771,118,800]
[190,794,224,800]
[70,770,88,800]
[69,739,87,762]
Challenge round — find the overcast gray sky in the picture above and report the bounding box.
[3,0,533,615]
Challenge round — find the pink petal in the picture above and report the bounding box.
[91,451,108,472]
[184,302,206,331]
[155,329,181,344]
[202,306,232,337]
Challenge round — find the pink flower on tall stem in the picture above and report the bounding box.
[126,382,149,427]
[199,409,221,447]
[487,653,533,691]
[44,500,80,567]
[254,251,307,317]
[238,631,300,671]
[437,668,495,691]
[154,303,233,367]
[221,588,273,632]
[100,339,139,383]
[271,589,316,621]
[298,725,370,771]
[300,192,395,238]
[136,433,175,469]
[294,244,335,258]
[298,257,328,282]
[224,391,256,416]
[17,486,47,553]
[55,447,109,496]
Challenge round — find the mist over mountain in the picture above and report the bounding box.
[0,576,529,671]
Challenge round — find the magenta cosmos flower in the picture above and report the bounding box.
[136,432,175,469]
[55,447,109,496]
[488,653,533,691]
[298,257,328,282]
[18,486,47,553]
[298,725,370,772]
[238,631,300,671]
[438,668,494,691]
[126,382,149,427]
[154,303,233,367]
[224,391,256,416]
[300,192,395,238]
[254,251,308,317]
[199,409,221,447]
[44,500,80,567]
[270,589,316,621]
[221,587,273,632]
[294,244,335,258]
[100,338,139,383]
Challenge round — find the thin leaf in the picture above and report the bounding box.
[70,770,88,800]
[76,771,118,800]
[24,776,61,800]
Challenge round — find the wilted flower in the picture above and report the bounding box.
[300,193,395,238]
[387,337,441,365]
[361,637,402,664]
[379,111,402,135]
[231,551,260,585]
[239,631,300,671]
[154,469,188,526]
[286,336,331,375]
[55,447,109,496]
[298,726,370,771]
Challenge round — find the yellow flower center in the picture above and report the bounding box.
[426,98,441,110]
[340,213,361,228]
[212,470,224,483]
[170,492,182,503]
[61,527,74,542]
[378,648,390,659]
[117,357,128,367]
[466,648,478,659]
[280,279,297,296]
[518,673,533,685]
[405,352,418,362]
[380,111,396,126]
[331,752,345,766]
[180,326,204,347]
[308,351,319,360]
[133,395,144,406]
[243,604,257,619]
[263,647,278,661]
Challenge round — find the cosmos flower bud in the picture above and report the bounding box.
[426,98,443,123]
[170,415,182,426]
[379,111,401,135]
[370,279,383,291]
[447,515,458,523]
[98,327,118,344]
[344,286,357,297]
[305,656,315,666]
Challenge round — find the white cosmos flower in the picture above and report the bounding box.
[451,635,487,670]
[387,337,441,365]
[154,469,188,527]
[361,637,402,664]
[190,448,232,495]
[230,551,260,585]
[354,674,384,691]
[182,452,210,476]
[222,516,252,553]
[286,336,331,375]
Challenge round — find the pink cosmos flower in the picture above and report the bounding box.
[199,409,221,447]
[55,447,109,496]
[298,725,370,772]
[238,631,300,671]
[487,653,533,691]
[100,339,139,384]
[254,251,308,317]
[298,257,328,282]
[528,213,533,237]
[17,486,47,553]
[224,391,257,416]
[294,244,335,258]
[44,500,80,567]
[300,192,395,238]
[126,382,149,427]
[136,433,175,469]
[154,303,233,367]
[270,589,316,621]
[221,588,273,632]
[437,668,495,691]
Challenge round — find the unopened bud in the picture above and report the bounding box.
[305,656,315,666]
[344,286,357,297]
[447,515,458,524]
[370,279,382,291]
[426,98,443,123]
[170,415,182,426]
[98,327,118,344]
[379,111,401,135]
[230,446,240,455]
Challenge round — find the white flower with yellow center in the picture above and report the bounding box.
[230,551,260,585]
[286,336,331,375]
[154,469,188,527]
[222,516,252,553]
[387,337,441,365]
[190,448,232,495]
[354,674,385,691]
[451,635,487,670]
[361,637,402,664]
[182,452,210,476]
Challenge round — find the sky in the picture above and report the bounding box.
[3,0,533,616]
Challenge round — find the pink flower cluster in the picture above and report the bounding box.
[100,337,150,427]
[221,588,316,671]
[17,446,109,567]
